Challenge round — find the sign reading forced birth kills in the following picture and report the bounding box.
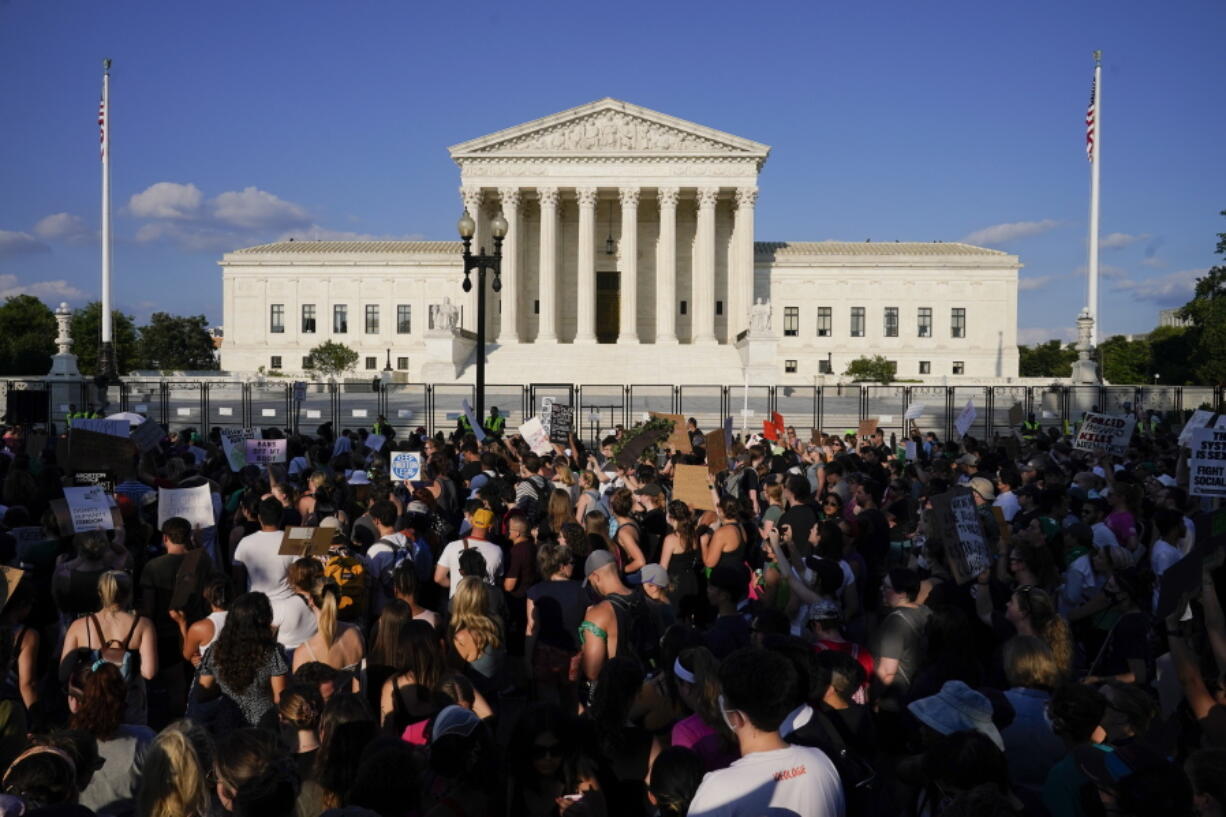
[1073,412,1136,456]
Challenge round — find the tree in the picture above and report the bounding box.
[843,355,896,384]
[0,295,56,375]
[137,312,219,371]
[1178,211,1226,384]
[1018,340,1078,378]
[70,301,139,376]
[304,340,358,378]
[1098,334,1152,385]
[1149,325,1197,385]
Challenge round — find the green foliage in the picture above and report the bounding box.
[843,355,896,384]
[1018,339,1078,378]
[304,340,358,378]
[0,295,56,375]
[137,312,218,371]
[1177,214,1226,383]
[71,301,139,376]
[1148,326,1197,385]
[1098,334,1152,384]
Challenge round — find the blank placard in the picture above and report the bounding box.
[176,408,191,416]
[351,409,368,418]
[262,409,276,417]
[218,407,233,417]
[306,410,321,419]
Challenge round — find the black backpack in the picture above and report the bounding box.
[789,707,891,816]
[606,591,661,672]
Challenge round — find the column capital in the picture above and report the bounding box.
[537,186,559,207]
[657,187,680,208]
[735,186,759,208]
[696,187,720,208]
[576,187,598,208]
[460,186,483,211]
[618,187,640,208]
[497,187,521,209]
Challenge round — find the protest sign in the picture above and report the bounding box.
[954,400,976,439]
[130,419,164,453]
[904,403,925,421]
[71,418,129,438]
[1180,410,1223,447]
[278,526,335,557]
[73,471,115,494]
[539,397,555,436]
[219,428,255,471]
[930,486,991,581]
[548,404,574,444]
[63,486,115,532]
[1008,403,1024,428]
[705,428,728,474]
[519,417,552,456]
[68,428,137,479]
[1072,412,1136,456]
[157,484,215,529]
[673,464,716,512]
[1155,548,1203,621]
[650,412,692,453]
[615,424,670,469]
[389,452,423,482]
[50,498,122,535]
[904,440,917,461]
[0,567,25,613]
[461,399,487,442]
[245,438,287,466]
[857,418,878,439]
[365,433,387,453]
[1190,427,1226,498]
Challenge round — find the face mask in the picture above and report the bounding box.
[717,694,739,733]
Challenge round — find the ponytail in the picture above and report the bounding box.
[311,579,339,649]
[97,570,131,610]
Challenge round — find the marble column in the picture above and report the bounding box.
[536,187,559,342]
[574,187,598,344]
[618,187,640,343]
[732,186,758,341]
[693,187,719,344]
[496,187,521,344]
[460,186,483,332]
[655,187,679,344]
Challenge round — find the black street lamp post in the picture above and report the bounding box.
[457,209,507,427]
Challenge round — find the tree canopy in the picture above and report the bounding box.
[0,296,57,376]
[843,355,896,384]
[137,312,219,371]
[305,340,358,378]
[1177,210,1226,383]
[70,301,139,376]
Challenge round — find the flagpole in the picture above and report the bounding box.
[1087,50,1102,345]
[99,58,115,380]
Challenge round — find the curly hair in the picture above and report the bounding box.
[212,592,277,693]
[448,576,503,656]
[69,662,126,740]
[1012,586,1073,680]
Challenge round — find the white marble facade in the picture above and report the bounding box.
[220,99,1021,384]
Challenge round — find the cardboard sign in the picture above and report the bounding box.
[705,428,728,474]
[461,399,487,442]
[365,433,387,453]
[130,419,164,453]
[63,485,116,532]
[650,412,692,453]
[71,418,129,438]
[1073,412,1136,456]
[244,438,287,466]
[548,404,574,444]
[277,526,335,557]
[68,428,137,479]
[1180,410,1223,447]
[615,424,670,469]
[0,566,25,613]
[930,486,991,581]
[955,400,977,439]
[904,403,925,421]
[519,417,552,456]
[857,418,878,439]
[50,498,123,535]
[1190,427,1226,498]
[389,452,423,482]
[219,428,255,471]
[1008,403,1024,427]
[673,464,716,511]
[157,484,215,529]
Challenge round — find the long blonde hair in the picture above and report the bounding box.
[136,722,210,817]
[309,578,340,649]
[97,570,132,610]
[448,576,502,655]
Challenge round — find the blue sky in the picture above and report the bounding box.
[1,0,1223,345]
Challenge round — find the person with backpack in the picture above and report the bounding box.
[434,508,504,598]
[579,550,660,691]
[367,500,432,614]
[515,454,551,524]
[290,576,367,693]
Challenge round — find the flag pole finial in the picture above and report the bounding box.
[1092,50,1102,66]
[103,58,111,72]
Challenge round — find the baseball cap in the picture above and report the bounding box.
[807,598,842,622]
[968,476,996,501]
[628,563,669,588]
[634,483,663,497]
[471,508,494,529]
[955,453,979,466]
[430,705,481,742]
[584,549,617,581]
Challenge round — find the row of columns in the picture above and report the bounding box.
[460,185,758,345]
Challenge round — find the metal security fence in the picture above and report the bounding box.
[10,380,1225,445]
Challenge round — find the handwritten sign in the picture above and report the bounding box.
[705,428,728,474]
[1190,427,1226,498]
[1073,411,1136,456]
[857,418,878,439]
[63,486,115,532]
[157,484,215,529]
[548,404,574,444]
[71,418,129,438]
[244,438,287,466]
[389,451,423,481]
[219,428,255,471]
[673,464,716,512]
[68,428,137,478]
[519,417,552,456]
[130,419,164,453]
[278,526,335,557]
[954,400,977,439]
[931,486,991,581]
[461,399,487,442]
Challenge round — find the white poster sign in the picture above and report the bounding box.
[389,451,422,482]
[1189,427,1226,498]
[306,410,322,419]
[519,416,552,456]
[351,409,368,418]
[218,407,234,417]
[397,409,413,419]
[244,438,287,465]
[63,486,115,532]
[954,400,976,438]
[1073,412,1136,456]
[1180,410,1223,447]
[219,428,255,471]
[261,409,276,417]
[71,418,129,438]
[157,484,215,529]
[904,403,926,421]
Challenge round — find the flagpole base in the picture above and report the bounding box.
[97,341,118,381]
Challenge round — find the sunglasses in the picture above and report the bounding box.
[531,743,563,759]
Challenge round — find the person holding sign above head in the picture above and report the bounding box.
[231,498,317,651]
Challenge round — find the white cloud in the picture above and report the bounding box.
[1100,232,1150,250]
[134,221,241,252]
[1112,268,1205,306]
[0,230,50,259]
[1019,326,1077,345]
[1018,275,1053,292]
[211,187,310,231]
[33,212,93,244]
[0,273,86,301]
[1074,263,1128,280]
[1140,256,1167,269]
[275,226,427,242]
[962,219,1060,247]
[128,182,204,220]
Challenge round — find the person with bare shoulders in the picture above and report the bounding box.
[170,575,232,667]
[291,577,367,693]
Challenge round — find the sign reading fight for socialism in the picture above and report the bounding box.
[930,486,991,579]
[1073,412,1136,456]
[63,486,115,532]
[244,438,287,466]
[390,452,423,482]
[1180,410,1224,447]
[1190,427,1226,498]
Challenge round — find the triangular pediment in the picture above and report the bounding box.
[448,98,770,160]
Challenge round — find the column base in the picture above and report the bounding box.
[693,336,718,346]
[655,336,679,345]
[573,334,597,345]
[616,336,640,345]
[496,333,519,345]
[535,334,558,344]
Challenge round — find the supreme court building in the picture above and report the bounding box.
[220,98,1021,384]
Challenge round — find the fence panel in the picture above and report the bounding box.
[991,386,1030,437]
[295,381,337,434]
[724,385,771,439]
[336,380,382,431]
[248,383,289,431]
[163,382,206,433]
[123,382,162,426]
[431,384,475,435]
[483,385,526,433]
[775,386,817,437]
[206,382,248,432]
[678,385,725,434]
[628,385,675,423]
[863,386,908,439]
[951,386,991,440]
[818,385,862,436]
[900,387,946,440]
[1180,387,1218,415]
[579,385,627,444]
[1100,386,1138,416]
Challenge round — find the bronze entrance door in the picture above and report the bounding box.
[596,271,619,343]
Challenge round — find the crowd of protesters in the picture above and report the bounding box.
[0,403,1221,817]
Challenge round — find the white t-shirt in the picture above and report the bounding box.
[1092,521,1122,551]
[993,490,1021,522]
[688,743,844,817]
[272,594,317,650]
[435,537,504,597]
[1150,538,1184,612]
[233,530,297,602]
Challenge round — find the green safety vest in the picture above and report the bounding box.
[486,415,506,434]
[459,414,473,431]
[1021,420,1040,439]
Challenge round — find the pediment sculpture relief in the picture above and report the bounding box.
[472,110,741,155]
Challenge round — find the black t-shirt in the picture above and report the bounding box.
[1094,610,1150,677]
[639,508,670,563]
[855,507,891,571]
[527,579,587,652]
[459,459,483,483]
[780,502,820,558]
[139,551,215,666]
[704,613,751,659]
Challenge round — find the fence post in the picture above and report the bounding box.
[202,383,211,436]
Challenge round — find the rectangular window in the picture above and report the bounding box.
[952,361,965,375]
[269,355,282,370]
[680,300,688,315]
[850,307,865,337]
[270,304,284,334]
[333,304,348,334]
[816,307,832,337]
[951,308,966,338]
[918,307,932,337]
[919,361,931,374]
[884,307,899,337]
[784,307,799,336]
[396,356,409,370]
[716,300,724,316]
[534,300,540,314]
[365,305,379,334]
[397,304,411,334]
[818,358,833,374]
[301,304,316,333]
[365,356,377,370]
[302,356,312,369]
[785,359,798,373]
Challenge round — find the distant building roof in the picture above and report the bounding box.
[228,240,464,255]
[754,241,1010,257]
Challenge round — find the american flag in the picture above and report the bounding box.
[1085,77,1096,162]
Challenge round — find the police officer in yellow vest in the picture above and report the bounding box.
[1021,412,1041,442]
[372,414,395,441]
[485,407,506,437]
